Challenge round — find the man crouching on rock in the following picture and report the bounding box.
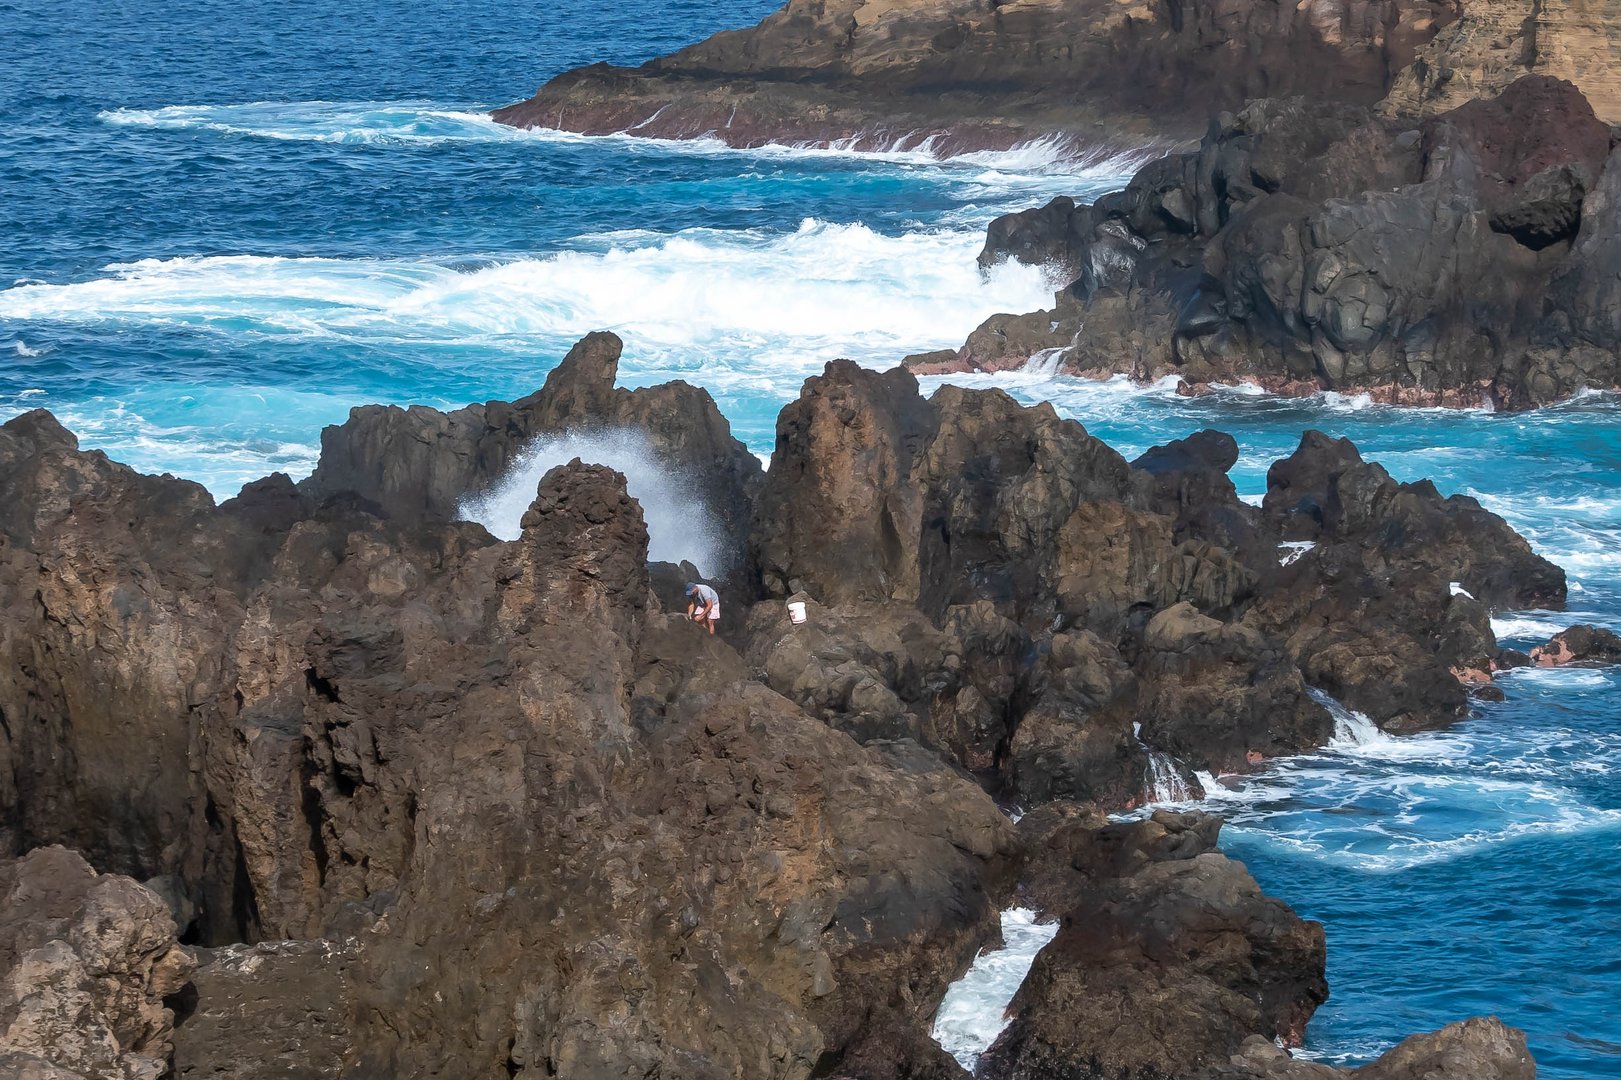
[685,581,720,635]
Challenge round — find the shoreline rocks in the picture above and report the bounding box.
[981,811,1328,1079]
[492,0,1621,152]
[0,337,1564,1077]
[952,76,1621,410]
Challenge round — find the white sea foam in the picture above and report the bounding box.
[931,908,1058,1069]
[99,101,526,145]
[1490,613,1576,641]
[1278,540,1315,566]
[97,99,1157,178]
[1500,666,1615,690]
[0,222,1054,383]
[1253,803,1621,872]
[458,429,724,574]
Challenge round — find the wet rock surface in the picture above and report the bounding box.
[0,337,1559,1076]
[960,76,1621,408]
[1195,1017,1536,1079]
[979,811,1328,1079]
[1531,623,1621,666]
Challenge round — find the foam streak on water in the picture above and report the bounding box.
[931,908,1058,1070]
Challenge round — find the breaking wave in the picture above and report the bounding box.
[98,99,1160,177]
[458,429,725,574]
[0,220,1052,375]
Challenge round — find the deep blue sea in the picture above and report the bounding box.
[2,1,1617,1075]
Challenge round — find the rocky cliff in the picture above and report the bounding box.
[492,0,1453,149]
[492,0,1621,149]
[0,334,1564,1076]
[955,75,1621,407]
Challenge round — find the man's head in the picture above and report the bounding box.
[685,582,700,596]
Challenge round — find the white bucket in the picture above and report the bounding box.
[787,601,808,625]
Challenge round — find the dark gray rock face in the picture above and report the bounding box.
[963,76,1621,408]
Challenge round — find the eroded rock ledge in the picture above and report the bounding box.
[949,76,1621,408]
[492,0,1621,150]
[0,334,1565,1077]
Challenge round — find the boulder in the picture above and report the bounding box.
[1134,604,1333,773]
[979,812,1328,1079]
[0,847,193,1080]
[1531,623,1621,666]
[1262,431,1565,609]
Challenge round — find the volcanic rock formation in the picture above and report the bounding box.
[0,847,192,1080]
[959,76,1621,407]
[492,0,1621,150]
[983,810,1328,1078]
[0,335,1561,1077]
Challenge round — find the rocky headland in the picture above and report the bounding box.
[490,0,1621,409]
[492,0,1621,152]
[0,332,1573,1077]
[945,74,1621,408]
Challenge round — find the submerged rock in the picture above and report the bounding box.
[1197,1016,1536,1079]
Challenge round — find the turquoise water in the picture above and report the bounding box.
[2,2,1617,1074]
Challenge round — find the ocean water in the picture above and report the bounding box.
[2,1,1617,1076]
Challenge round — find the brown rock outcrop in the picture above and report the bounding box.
[980,811,1329,1079]
[493,0,1455,150]
[0,847,193,1080]
[1384,0,1621,122]
[0,344,1564,1076]
[0,393,1017,1077]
